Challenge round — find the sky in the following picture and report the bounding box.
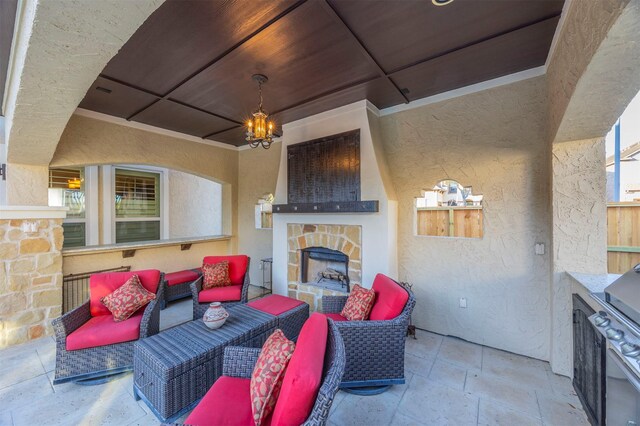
[605,90,640,156]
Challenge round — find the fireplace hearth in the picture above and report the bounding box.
[301,246,350,292]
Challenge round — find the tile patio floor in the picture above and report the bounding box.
[0,294,589,426]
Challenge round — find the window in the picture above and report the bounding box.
[114,168,161,243]
[415,180,483,238]
[48,167,86,248]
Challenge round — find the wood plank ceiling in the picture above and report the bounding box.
[79,0,564,146]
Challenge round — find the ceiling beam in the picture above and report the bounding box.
[123,0,308,122]
[318,0,410,104]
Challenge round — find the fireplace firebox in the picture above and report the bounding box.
[300,246,350,292]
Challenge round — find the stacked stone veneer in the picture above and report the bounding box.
[0,219,63,347]
[287,224,362,312]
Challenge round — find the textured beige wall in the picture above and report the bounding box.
[5,0,164,166]
[51,115,239,250]
[547,0,630,142]
[238,144,281,286]
[62,239,231,276]
[168,170,222,238]
[380,77,551,360]
[550,138,607,375]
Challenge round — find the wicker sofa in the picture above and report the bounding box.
[52,269,164,385]
[321,273,416,391]
[173,313,345,426]
[190,255,250,320]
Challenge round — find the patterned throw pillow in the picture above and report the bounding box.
[341,284,376,321]
[202,260,231,289]
[250,329,295,425]
[100,274,156,322]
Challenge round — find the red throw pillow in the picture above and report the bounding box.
[100,274,156,322]
[250,329,295,425]
[341,284,376,321]
[202,260,231,289]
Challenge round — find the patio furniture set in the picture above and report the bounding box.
[51,253,415,425]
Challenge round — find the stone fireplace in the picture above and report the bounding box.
[287,224,361,311]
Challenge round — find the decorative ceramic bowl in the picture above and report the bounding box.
[203,302,229,330]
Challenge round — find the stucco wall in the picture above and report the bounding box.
[550,138,607,375]
[547,0,631,142]
[51,115,239,250]
[168,170,222,238]
[380,77,551,360]
[237,144,281,286]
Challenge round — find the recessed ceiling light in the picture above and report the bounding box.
[432,0,454,6]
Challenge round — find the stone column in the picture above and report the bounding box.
[550,138,607,376]
[0,208,66,347]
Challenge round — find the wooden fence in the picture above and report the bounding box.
[417,206,483,238]
[607,203,640,273]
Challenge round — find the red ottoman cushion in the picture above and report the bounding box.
[203,255,248,286]
[198,285,243,303]
[184,376,255,426]
[271,313,328,426]
[89,269,160,317]
[248,295,304,316]
[165,270,200,286]
[368,274,409,321]
[66,311,143,351]
[324,313,348,322]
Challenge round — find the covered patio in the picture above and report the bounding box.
[1,0,640,425]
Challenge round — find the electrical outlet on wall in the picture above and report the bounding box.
[459,297,467,308]
[535,243,545,255]
[21,221,38,233]
[258,262,263,270]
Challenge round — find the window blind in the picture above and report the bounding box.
[115,169,160,218]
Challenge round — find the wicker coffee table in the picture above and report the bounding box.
[133,304,277,421]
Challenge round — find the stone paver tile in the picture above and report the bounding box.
[482,347,551,391]
[437,337,482,370]
[0,410,13,426]
[465,371,539,416]
[329,390,347,416]
[398,375,478,426]
[36,343,56,373]
[404,353,434,378]
[546,371,581,405]
[537,392,589,426]
[126,412,161,426]
[405,330,443,359]
[428,359,467,391]
[390,412,428,426]
[478,399,542,426]
[329,389,400,426]
[0,374,53,411]
[11,377,146,426]
[0,352,46,389]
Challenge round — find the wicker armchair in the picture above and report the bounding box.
[191,255,250,320]
[322,276,416,390]
[52,270,164,385]
[168,318,345,426]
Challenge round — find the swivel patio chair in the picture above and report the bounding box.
[321,273,416,394]
[172,313,345,426]
[191,255,250,320]
[52,269,163,385]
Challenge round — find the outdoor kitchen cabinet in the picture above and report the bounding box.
[572,294,606,426]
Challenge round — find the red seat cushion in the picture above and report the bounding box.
[203,255,248,286]
[198,285,242,303]
[368,274,409,321]
[165,270,200,286]
[66,311,143,351]
[185,376,257,426]
[89,270,161,317]
[271,313,328,426]
[324,313,348,322]
[248,295,304,316]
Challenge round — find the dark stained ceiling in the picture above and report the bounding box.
[79,0,564,146]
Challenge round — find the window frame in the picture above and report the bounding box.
[103,165,169,244]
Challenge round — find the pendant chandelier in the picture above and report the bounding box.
[246,74,275,149]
